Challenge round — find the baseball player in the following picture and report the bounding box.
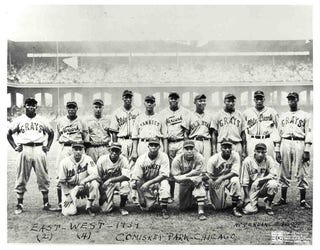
[274,92,312,209]
[206,139,243,217]
[160,91,190,203]
[131,95,168,160]
[243,90,280,158]
[241,143,278,215]
[7,97,54,215]
[182,94,214,164]
[171,140,207,220]
[212,93,247,159]
[54,101,88,210]
[131,137,171,219]
[109,90,141,159]
[96,143,131,216]
[85,99,111,163]
[58,142,100,216]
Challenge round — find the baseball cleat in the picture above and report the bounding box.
[266,208,274,216]
[232,207,243,217]
[273,198,287,206]
[300,201,311,209]
[48,203,62,212]
[198,213,207,221]
[43,203,51,211]
[14,204,23,215]
[167,198,174,204]
[120,208,129,216]
[86,207,96,217]
[162,209,169,219]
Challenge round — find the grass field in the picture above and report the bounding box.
[7,141,313,244]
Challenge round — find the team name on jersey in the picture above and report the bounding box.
[117,114,139,127]
[249,166,267,176]
[190,120,210,130]
[19,122,44,133]
[167,116,183,126]
[62,125,81,135]
[281,116,305,127]
[66,163,88,178]
[214,163,232,176]
[139,119,160,127]
[218,117,241,128]
[247,114,273,128]
[102,167,122,180]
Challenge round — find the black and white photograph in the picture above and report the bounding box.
[4,1,319,245]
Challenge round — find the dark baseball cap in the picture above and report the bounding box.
[24,97,38,106]
[110,142,122,151]
[194,94,206,101]
[254,91,265,98]
[255,143,267,151]
[72,141,84,148]
[93,99,104,105]
[287,92,299,99]
[145,95,155,102]
[66,101,78,108]
[148,137,160,145]
[224,93,236,100]
[168,92,180,99]
[183,140,195,148]
[122,90,133,97]
[221,138,233,147]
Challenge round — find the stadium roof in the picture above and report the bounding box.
[7,5,312,41]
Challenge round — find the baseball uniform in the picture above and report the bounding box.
[171,152,206,210]
[109,106,141,158]
[58,154,100,216]
[96,154,130,212]
[131,152,170,209]
[206,151,242,210]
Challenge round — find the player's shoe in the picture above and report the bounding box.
[43,202,51,211]
[265,208,274,216]
[273,198,287,206]
[300,200,311,209]
[86,207,96,217]
[167,198,174,204]
[48,203,62,212]
[14,204,23,215]
[198,212,207,221]
[119,208,129,216]
[232,207,243,217]
[162,209,169,219]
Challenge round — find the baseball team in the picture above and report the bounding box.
[7,89,312,220]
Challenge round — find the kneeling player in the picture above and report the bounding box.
[131,137,171,219]
[171,140,207,220]
[97,143,130,216]
[206,139,243,217]
[58,142,100,216]
[241,143,278,215]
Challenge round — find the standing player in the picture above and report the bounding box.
[206,139,243,217]
[243,90,279,157]
[182,94,214,164]
[131,95,168,160]
[171,140,207,220]
[274,92,312,209]
[58,142,100,216]
[7,97,54,214]
[109,90,141,159]
[97,143,131,216]
[160,92,189,203]
[212,93,247,159]
[85,99,111,163]
[131,138,171,219]
[54,101,88,210]
[241,143,278,215]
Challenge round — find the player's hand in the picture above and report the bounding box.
[243,198,250,207]
[140,183,150,192]
[241,152,247,161]
[275,152,281,164]
[42,146,50,153]
[102,180,112,189]
[131,152,138,162]
[131,181,137,190]
[14,145,23,152]
[212,177,223,189]
[64,195,73,208]
[251,179,261,190]
[174,175,184,183]
[302,151,310,163]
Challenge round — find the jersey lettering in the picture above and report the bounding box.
[117,113,139,127]
[20,122,44,133]
[282,116,305,128]
[218,117,241,128]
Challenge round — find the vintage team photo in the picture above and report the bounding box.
[6,4,314,244]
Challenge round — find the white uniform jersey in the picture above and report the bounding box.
[207,151,241,178]
[132,113,167,139]
[109,106,141,137]
[86,116,110,143]
[9,114,52,144]
[212,110,246,142]
[171,152,205,176]
[96,154,130,181]
[183,111,214,139]
[56,116,87,143]
[160,106,190,139]
[279,110,312,143]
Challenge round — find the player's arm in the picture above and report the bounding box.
[240,130,247,159]
[211,128,218,155]
[111,131,118,142]
[43,128,54,153]
[142,175,166,190]
[303,114,312,163]
[7,128,23,152]
[131,139,139,161]
[162,138,168,155]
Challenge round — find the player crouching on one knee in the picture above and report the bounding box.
[58,142,100,217]
[171,140,207,220]
[241,143,278,216]
[130,137,171,219]
[205,139,243,217]
[96,143,130,216]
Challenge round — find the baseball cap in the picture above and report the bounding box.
[122,90,133,97]
[224,93,236,100]
[93,99,104,105]
[110,142,122,151]
[72,141,84,148]
[145,95,156,103]
[24,97,38,106]
[168,92,180,99]
[221,138,233,147]
[194,94,206,101]
[255,143,267,151]
[286,92,299,99]
[254,91,265,98]
[66,101,78,108]
[148,137,160,145]
[183,140,195,148]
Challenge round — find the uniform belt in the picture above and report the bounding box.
[140,138,159,142]
[283,136,305,141]
[119,135,132,139]
[251,135,270,139]
[194,137,210,141]
[61,142,72,146]
[23,142,43,147]
[168,138,184,143]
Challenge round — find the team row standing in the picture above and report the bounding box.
[7,89,312,218]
